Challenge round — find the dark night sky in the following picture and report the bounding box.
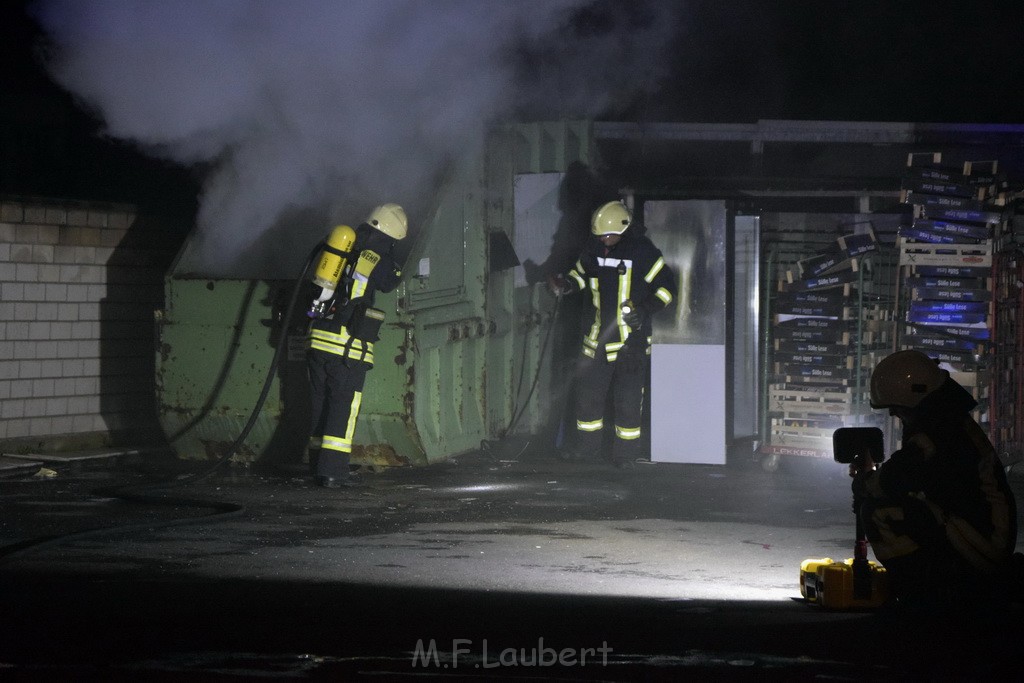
[0,0,200,211]
[638,1,1024,125]
[3,0,1024,208]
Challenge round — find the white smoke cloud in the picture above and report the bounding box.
[32,0,680,275]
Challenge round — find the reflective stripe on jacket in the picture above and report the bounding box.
[566,233,675,362]
[309,326,374,365]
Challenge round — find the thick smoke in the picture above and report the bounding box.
[32,0,680,276]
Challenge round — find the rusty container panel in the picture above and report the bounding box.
[155,279,288,462]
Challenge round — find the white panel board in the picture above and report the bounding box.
[651,344,726,465]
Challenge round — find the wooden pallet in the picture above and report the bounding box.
[767,431,833,450]
[769,388,861,416]
[899,239,992,268]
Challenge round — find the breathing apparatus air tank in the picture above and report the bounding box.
[308,224,356,319]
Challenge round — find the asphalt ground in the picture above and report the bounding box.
[1,442,1022,681]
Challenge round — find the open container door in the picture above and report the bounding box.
[646,200,727,465]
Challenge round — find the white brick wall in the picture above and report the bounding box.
[0,198,178,447]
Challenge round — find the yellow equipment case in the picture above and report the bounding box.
[801,556,889,609]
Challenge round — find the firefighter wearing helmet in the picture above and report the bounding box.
[852,350,1017,608]
[307,203,406,487]
[549,200,676,469]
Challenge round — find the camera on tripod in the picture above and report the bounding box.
[799,427,890,609]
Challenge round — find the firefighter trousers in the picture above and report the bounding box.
[308,349,368,479]
[860,495,1005,605]
[573,347,647,462]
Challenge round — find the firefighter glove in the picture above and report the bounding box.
[623,303,647,329]
[547,274,574,297]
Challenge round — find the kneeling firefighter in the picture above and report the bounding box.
[307,203,406,487]
[853,350,1017,607]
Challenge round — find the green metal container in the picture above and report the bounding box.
[156,121,597,466]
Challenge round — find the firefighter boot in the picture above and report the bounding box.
[316,449,357,488]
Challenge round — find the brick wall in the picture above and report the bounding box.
[0,198,182,449]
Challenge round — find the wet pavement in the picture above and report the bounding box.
[1,442,1022,681]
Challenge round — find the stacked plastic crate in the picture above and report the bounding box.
[765,225,892,460]
[991,199,1024,466]
[897,154,1006,430]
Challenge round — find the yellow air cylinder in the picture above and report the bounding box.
[313,224,357,291]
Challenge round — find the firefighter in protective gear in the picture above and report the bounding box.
[552,200,676,468]
[307,203,406,487]
[851,350,1017,607]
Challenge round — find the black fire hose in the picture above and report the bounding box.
[498,291,563,448]
[0,242,325,563]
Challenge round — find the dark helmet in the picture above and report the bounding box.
[869,350,947,409]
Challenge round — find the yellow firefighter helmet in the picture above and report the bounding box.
[366,203,408,240]
[591,201,631,236]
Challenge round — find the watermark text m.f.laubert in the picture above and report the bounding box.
[411,638,613,668]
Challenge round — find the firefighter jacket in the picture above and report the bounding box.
[564,231,676,362]
[855,377,1017,572]
[309,227,402,367]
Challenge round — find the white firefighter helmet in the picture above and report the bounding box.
[591,201,631,236]
[869,350,947,409]
[366,203,407,240]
